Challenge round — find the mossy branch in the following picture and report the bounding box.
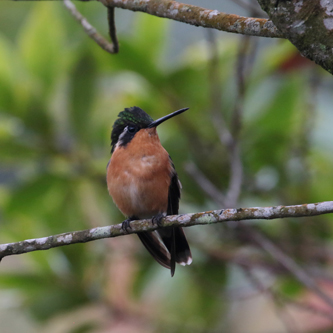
[1,200,333,260]
[98,0,283,38]
[257,0,333,74]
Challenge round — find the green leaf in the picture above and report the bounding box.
[4,174,69,222]
[244,76,302,172]
[132,13,168,63]
[0,35,15,110]
[278,276,304,298]
[17,2,66,95]
[69,51,97,144]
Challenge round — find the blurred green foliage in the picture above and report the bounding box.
[0,1,333,332]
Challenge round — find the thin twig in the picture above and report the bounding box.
[225,142,243,208]
[244,264,333,323]
[241,266,299,331]
[107,6,119,53]
[202,246,285,274]
[224,36,254,207]
[206,32,248,208]
[232,35,250,137]
[244,225,333,315]
[1,201,333,260]
[184,162,226,205]
[99,0,283,38]
[206,30,234,150]
[186,159,333,315]
[287,298,333,322]
[63,0,119,54]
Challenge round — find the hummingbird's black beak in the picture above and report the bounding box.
[148,108,189,128]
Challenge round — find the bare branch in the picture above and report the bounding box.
[1,201,333,260]
[63,0,119,54]
[245,225,333,314]
[184,161,226,206]
[257,0,333,75]
[287,298,333,323]
[225,142,243,207]
[232,35,250,137]
[107,6,119,53]
[205,33,252,208]
[99,0,283,38]
[243,264,333,322]
[223,36,255,208]
[206,30,234,150]
[241,266,300,330]
[184,136,333,313]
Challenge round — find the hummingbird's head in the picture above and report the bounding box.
[110,106,189,153]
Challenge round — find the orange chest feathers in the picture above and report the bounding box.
[107,128,173,219]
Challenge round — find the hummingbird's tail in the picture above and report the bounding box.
[159,227,192,276]
[137,231,171,269]
[138,227,192,276]
[173,227,192,266]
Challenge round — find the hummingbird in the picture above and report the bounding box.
[107,106,192,276]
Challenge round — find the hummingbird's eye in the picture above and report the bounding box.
[127,125,137,133]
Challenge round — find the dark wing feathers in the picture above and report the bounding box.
[167,158,181,216]
[136,156,192,276]
[157,157,192,275]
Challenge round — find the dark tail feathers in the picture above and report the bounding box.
[137,227,192,276]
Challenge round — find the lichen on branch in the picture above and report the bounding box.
[257,0,333,74]
[99,0,283,38]
[1,200,333,260]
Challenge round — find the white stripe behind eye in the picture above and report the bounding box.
[118,126,128,141]
[115,126,128,149]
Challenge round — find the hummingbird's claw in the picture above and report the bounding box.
[122,218,133,233]
[152,213,165,227]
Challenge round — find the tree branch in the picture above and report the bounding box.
[241,265,298,330]
[1,201,333,260]
[98,0,283,38]
[63,0,119,54]
[184,161,226,205]
[244,225,333,316]
[107,6,119,53]
[257,0,333,74]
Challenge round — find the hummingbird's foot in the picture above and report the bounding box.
[122,217,134,233]
[152,212,166,227]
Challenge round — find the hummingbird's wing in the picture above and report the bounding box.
[158,157,192,276]
[166,159,181,215]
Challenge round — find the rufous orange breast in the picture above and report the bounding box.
[107,127,172,219]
